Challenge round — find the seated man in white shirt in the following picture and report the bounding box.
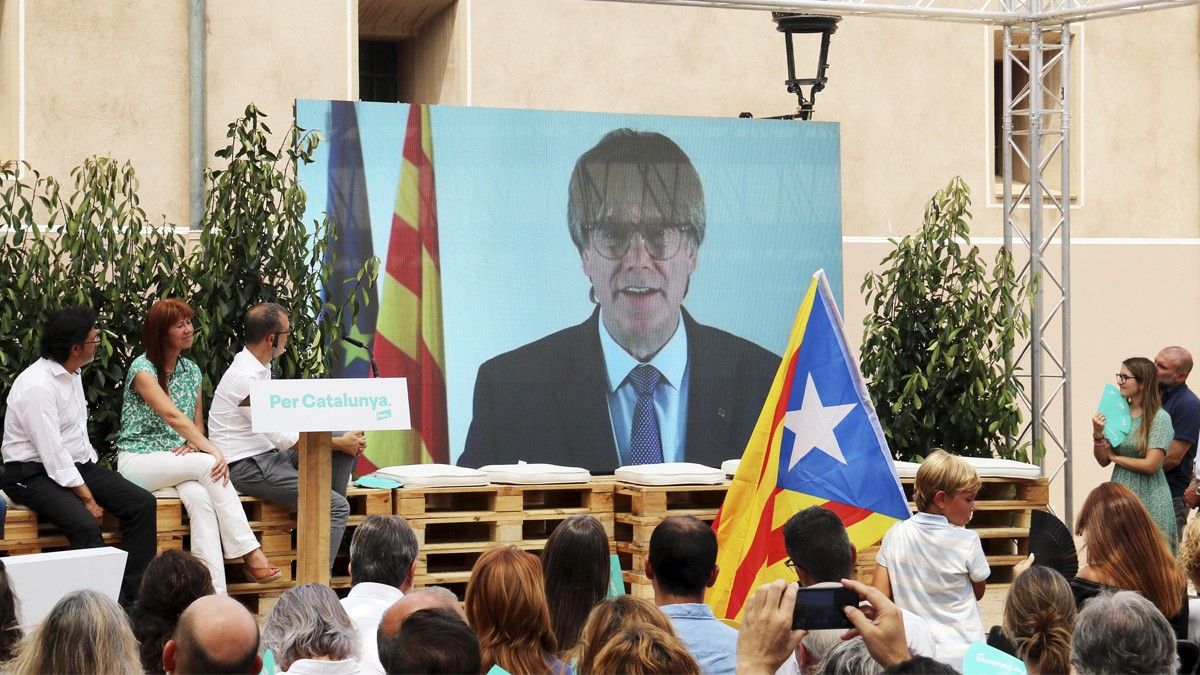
[340,515,418,675]
[777,507,935,674]
[0,306,157,606]
[208,303,365,564]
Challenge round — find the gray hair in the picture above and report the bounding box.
[1070,590,1178,675]
[800,629,844,668]
[8,589,141,675]
[566,129,706,253]
[350,515,419,588]
[261,584,359,670]
[406,586,464,617]
[814,637,882,675]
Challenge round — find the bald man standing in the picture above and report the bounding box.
[163,595,262,675]
[1156,346,1200,539]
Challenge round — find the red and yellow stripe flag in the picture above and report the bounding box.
[707,270,909,620]
[367,104,449,467]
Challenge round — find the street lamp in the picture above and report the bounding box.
[772,12,841,120]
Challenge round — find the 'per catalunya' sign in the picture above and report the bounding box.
[248,378,411,433]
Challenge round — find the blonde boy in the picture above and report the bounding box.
[872,449,990,661]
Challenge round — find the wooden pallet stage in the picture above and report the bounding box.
[0,473,1049,608]
[395,481,618,593]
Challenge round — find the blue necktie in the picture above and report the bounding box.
[628,364,664,465]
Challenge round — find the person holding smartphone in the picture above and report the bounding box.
[776,506,935,674]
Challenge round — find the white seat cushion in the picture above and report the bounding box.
[152,486,179,499]
[894,457,1041,480]
[479,463,591,485]
[721,459,740,478]
[614,462,725,486]
[375,463,490,488]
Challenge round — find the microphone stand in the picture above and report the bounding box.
[341,335,380,378]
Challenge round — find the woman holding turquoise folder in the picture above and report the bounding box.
[1092,357,1177,552]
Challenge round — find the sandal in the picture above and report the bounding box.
[244,563,282,584]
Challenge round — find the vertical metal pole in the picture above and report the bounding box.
[1028,20,1045,465]
[1059,25,1073,526]
[188,0,206,231]
[1002,26,1014,253]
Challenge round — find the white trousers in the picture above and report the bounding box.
[117,450,260,594]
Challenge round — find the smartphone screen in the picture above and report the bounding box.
[791,586,859,630]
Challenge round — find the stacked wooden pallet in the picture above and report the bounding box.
[0,486,397,609]
[611,481,729,599]
[394,481,616,598]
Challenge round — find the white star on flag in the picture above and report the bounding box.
[782,374,857,469]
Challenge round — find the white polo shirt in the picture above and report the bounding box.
[1,358,98,487]
[875,512,990,654]
[208,348,299,463]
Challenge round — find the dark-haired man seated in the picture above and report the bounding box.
[647,515,737,675]
[1,306,156,605]
[377,607,480,675]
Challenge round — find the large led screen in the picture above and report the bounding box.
[296,100,841,473]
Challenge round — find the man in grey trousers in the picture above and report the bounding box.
[208,302,365,563]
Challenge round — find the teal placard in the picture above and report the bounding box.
[354,474,403,489]
[963,642,1026,675]
[608,553,625,597]
[1098,383,1132,447]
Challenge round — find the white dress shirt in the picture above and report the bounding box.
[340,582,404,675]
[1,358,98,487]
[598,309,690,465]
[208,348,299,463]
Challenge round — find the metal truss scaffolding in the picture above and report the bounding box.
[592,0,1199,526]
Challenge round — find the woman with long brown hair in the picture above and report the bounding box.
[117,299,279,594]
[1074,481,1186,636]
[465,545,567,675]
[572,596,679,674]
[1092,356,1177,551]
[1001,566,1075,675]
[541,514,611,656]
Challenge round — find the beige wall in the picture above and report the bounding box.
[0,0,18,164]
[400,1,467,105]
[9,0,352,226]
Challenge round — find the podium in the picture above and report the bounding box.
[248,377,410,584]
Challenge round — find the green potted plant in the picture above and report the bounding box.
[859,176,1035,463]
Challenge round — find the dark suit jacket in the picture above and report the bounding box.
[458,308,780,473]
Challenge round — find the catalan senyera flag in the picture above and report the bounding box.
[367,104,449,468]
[707,269,909,621]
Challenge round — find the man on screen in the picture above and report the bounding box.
[458,129,779,473]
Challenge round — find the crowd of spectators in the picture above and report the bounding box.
[5,450,1200,674]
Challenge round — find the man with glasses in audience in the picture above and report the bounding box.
[776,506,935,674]
[458,129,779,473]
[0,306,157,606]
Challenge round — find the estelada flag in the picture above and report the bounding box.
[707,269,910,620]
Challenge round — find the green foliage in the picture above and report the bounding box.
[0,159,191,456]
[187,103,378,400]
[859,176,1034,462]
[0,104,377,465]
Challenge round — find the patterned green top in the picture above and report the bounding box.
[1112,409,1177,553]
[116,354,201,455]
